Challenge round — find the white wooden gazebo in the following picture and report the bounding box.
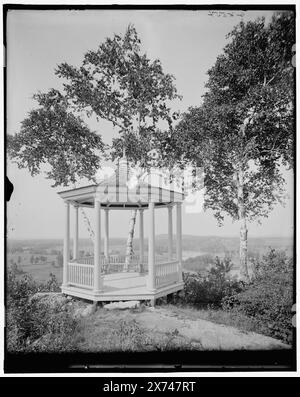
[58,157,184,306]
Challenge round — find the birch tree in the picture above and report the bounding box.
[8,25,180,262]
[158,12,295,280]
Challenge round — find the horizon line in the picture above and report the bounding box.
[7,234,294,241]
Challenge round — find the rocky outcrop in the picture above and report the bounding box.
[29,292,96,318]
[29,292,72,308]
[103,301,140,310]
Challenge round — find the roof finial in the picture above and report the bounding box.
[123,146,126,158]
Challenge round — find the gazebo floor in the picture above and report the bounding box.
[61,272,184,304]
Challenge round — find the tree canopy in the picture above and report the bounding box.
[162,12,294,221]
[157,12,295,279]
[8,25,181,186]
[56,24,180,165]
[8,89,104,186]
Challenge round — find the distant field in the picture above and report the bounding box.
[7,235,293,283]
[7,235,293,254]
[7,252,63,283]
[21,264,63,284]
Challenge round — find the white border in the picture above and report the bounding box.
[1,0,298,378]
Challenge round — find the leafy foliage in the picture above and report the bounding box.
[157,12,294,278]
[163,12,294,222]
[8,89,104,187]
[56,24,181,167]
[222,249,294,343]
[176,249,294,344]
[182,254,215,273]
[8,25,180,185]
[6,268,78,352]
[179,257,244,308]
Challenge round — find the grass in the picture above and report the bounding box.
[155,303,264,336]
[7,297,288,353]
[7,253,63,283]
[66,302,288,352]
[74,307,195,352]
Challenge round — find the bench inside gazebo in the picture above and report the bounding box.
[58,157,184,306]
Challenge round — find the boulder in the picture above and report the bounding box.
[29,292,69,309]
[73,304,96,318]
[104,300,140,310]
[30,292,96,318]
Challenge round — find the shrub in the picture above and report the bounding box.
[183,254,215,273]
[222,250,294,344]
[179,257,244,308]
[6,267,78,352]
[111,319,147,351]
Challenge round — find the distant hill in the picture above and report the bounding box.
[7,235,293,282]
[8,235,293,256]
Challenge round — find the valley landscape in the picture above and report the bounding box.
[7,235,293,283]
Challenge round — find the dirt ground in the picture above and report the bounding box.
[136,307,290,350]
[76,303,290,351]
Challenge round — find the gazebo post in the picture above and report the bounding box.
[168,205,173,261]
[93,199,103,294]
[104,208,109,261]
[176,202,183,282]
[73,204,79,261]
[139,208,144,271]
[62,200,70,287]
[147,202,156,292]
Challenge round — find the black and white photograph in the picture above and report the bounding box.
[3,3,297,375]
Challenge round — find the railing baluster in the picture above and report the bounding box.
[69,257,179,290]
[67,262,94,289]
[153,260,180,289]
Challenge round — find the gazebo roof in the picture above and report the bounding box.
[58,156,185,209]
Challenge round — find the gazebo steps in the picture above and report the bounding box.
[61,272,184,303]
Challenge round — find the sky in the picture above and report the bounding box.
[6,8,294,240]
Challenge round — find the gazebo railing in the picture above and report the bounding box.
[70,254,148,273]
[67,256,180,290]
[76,254,148,264]
[74,254,168,266]
[68,262,94,289]
[154,260,179,288]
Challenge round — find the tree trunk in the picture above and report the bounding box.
[239,216,249,282]
[124,209,137,271]
[237,168,250,282]
[80,207,94,242]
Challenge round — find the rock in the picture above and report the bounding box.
[73,304,96,318]
[29,292,69,309]
[29,292,97,319]
[104,300,140,310]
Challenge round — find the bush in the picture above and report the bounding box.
[179,257,244,308]
[183,254,215,273]
[6,267,78,352]
[222,250,294,344]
